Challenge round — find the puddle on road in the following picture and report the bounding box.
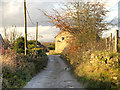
[67,81,72,84]
[64,80,72,84]
[50,59,54,62]
[63,80,74,88]
[64,80,73,82]
[67,86,74,88]
[64,85,74,88]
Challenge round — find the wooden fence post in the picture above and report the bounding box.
[106,38,108,50]
[115,30,119,52]
[109,33,112,51]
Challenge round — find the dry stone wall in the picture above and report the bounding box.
[90,51,120,86]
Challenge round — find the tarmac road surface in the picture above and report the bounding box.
[24,55,85,88]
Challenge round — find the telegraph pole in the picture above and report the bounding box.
[109,33,112,51]
[115,30,119,52]
[35,22,38,54]
[24,0,27,55]
[36,22,38,45]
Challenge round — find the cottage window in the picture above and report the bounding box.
[62,37,65,41]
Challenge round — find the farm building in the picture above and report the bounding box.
[55,31,73,53]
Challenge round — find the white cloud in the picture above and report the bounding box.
[1,0,119,27]
[0,26,59,42]
[102,25,119,38]
[90,0,119,9]
[0,0,119,42]
[1,0,65,3]
[3,2,22,19]
[1,1,57,27]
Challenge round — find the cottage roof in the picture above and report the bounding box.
[55,31,71,38]
[0,34,4,45]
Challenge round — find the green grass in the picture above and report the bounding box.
[61,50,120,89]
[2,53,48,88]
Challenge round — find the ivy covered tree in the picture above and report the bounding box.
[28,40,41,49]
[14,37,24,53]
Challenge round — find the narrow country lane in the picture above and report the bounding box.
[24,55,85,88]
[0,52,2,90]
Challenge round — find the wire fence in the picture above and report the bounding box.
[105,30,119,52]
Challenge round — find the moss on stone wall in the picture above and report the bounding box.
[90,51,120,87]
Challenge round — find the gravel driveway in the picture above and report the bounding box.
[24,55,85,88]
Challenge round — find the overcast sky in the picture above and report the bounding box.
[1,1,58,27]
[0,0,119,42]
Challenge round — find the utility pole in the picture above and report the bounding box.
[24,0,27,55]
[35,22,38,54]
[109,33,112,51]
[115,30,119,52]
[106,38,108,50]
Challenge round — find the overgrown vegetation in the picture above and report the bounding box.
[2,52,48,88]
[48,44,55,50]
[14,37,25,53]
[3,26,22,49]
[42,42,55,51]
[2,35,48,88]
[61,49,120,88]
[43,0,119,88]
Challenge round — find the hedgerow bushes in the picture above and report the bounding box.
[2,52,48,88]
[61,41,120,88]
[41,0,120,88]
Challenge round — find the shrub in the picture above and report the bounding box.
[2,52,48,88]
[14,37,24,53]
[61,50,120,88]
[48,46,55,50]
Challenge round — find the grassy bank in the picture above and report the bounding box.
[61,51,120,89]
[2,52,48,88]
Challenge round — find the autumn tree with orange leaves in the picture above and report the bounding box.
[42,0,109,51]
[43,1,108,36]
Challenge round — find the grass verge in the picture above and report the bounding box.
[61,51,120,89]
[2,52,48,88]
